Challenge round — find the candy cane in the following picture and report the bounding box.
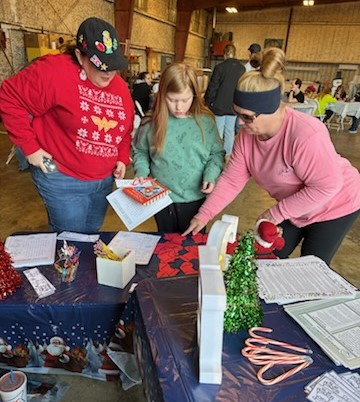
[257,357,313,385]
[242,327,313,386]
[248,328,312,354]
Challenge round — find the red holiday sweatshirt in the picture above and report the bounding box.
[0,53,134,180]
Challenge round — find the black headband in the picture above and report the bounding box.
[233,86,281,114]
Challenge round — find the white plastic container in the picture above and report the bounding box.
[96,249,135,289]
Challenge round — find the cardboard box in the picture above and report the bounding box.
[24,33,49,48]
[96,250,135,289]
[26,47,59,62]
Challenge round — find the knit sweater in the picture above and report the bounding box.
[196,107,360,227]
[132,115,225,203]
[0,53,134,180]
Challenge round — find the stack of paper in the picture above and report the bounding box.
[108,231,161,265]
[23,267,56,298]
[5,233,57,268]
[305,370,360,401]
[107,180,173,231]
[285,292,360,369]
[256,255,357,304]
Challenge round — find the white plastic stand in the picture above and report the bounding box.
[198,246,226,384]
[206,214,238,270]
[197,214,238,384]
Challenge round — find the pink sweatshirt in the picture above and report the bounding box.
[196,108,360,227]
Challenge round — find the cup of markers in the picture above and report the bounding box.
[54,241,81,283]
[54,258,79,283]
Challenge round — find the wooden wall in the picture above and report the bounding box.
[216,1,360,85]
[0,0,359,88]
[129,1,209,74]
[0,0,114,80]
[0,0,209,82]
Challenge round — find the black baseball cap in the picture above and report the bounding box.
[248,43,261,54]
[76,17,128,71]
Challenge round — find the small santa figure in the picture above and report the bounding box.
[254,219,285,259]
[108,319,134,354]
[92,341,120,377]
[0,337,13,363]
[41,336,71,368]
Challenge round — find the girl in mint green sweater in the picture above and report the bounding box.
[132,63,225,233]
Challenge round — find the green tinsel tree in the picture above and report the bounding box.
[223,231,263,333]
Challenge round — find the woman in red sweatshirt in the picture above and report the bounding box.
[0,17,134,233]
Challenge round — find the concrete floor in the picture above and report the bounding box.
[1,123,359,401]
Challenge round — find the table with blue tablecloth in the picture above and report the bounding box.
[0,232,207,379]
[133,275,360,402]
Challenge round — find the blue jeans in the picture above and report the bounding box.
[349,116,359,131]
[215,115,237,157]
[31,167,114,233]
[16,147,29,171]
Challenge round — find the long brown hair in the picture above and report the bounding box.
[145,63,213,154]
[316,86,332,100]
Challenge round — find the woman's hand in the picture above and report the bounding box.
[182,217,206,236]
[26,149,53,173]
[113,161,126,179]
[201,181,214,194]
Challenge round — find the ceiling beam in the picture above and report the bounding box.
[174,8,192,61]
[114,0,135,52]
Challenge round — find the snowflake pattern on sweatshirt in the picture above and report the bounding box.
[77,84,128,158]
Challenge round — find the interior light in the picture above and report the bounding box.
[225,7,238,13]
[303,0,314,5]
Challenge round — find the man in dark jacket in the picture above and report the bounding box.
[205,44,245,160]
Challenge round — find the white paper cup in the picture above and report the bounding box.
[0,371,27,402]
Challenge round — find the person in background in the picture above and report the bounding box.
[149,79,160,109]
[348,89,360,134]
[349,117,359,134]
[334,84,347,101]
[304,84,317,99]
[0,17,134,233]
[132,71,153,115]
[314,86,337,122]
[288,78,305,103]
[205,44,245,162]
[244,43,262,72]
[132,62,225,233]
[322,84,347,123]
[183,47,360,265]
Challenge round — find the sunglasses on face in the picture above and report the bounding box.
[233,107,261,123]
